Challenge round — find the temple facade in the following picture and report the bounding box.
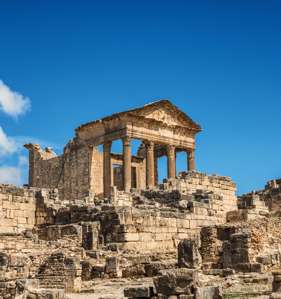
[24,100,201,201]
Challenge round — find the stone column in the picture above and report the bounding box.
[122,137,131,192]
[167,145,176,179]
[146,141,155,188]
[24,143,41,186]
[103,141,112,198]
[187,149,195,171]
[154,152,158,185]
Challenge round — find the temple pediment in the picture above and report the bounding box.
[142,107,184,126]
[76,99,201,140]
[127,100,201,131]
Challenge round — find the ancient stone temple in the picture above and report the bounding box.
[2,99,281,299]
[24,100,201,201]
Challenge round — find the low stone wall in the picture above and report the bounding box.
[199,216,281,272]
[162,172,237,215]
[0,184,63,234]
[0,185,37,234]
[115,200,228,252]
[240,178,281,212]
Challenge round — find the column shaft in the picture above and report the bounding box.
[123,137,132,192]
[187,149,195,171]
[154,152,158,185]
[167,145,176,178]
[146,141,155,188]
[103,141,112,197]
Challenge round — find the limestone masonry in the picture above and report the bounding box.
[0,100,281,299]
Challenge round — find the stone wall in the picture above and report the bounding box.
[162,171,238,215]
[0,184,64,234]
[199,216,281,272]
[116,207,201,252]
[25,141,92,203]
[25,141,146,202]
[239,178,281,212]
[0,185,36,234]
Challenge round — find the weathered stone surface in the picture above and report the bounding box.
[178,239,201,269]
[124,286,153,298]
[195,286,222,299]
[154,269,197,296]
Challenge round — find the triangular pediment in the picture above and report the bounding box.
[76,99,201,134]
[128,100,201,130]
[140,106,186,126]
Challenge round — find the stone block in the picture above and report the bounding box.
[105,256,121,277]
[154,269,197,296]
[124,286,153,298]
[195,286,222,299]
[178,239,202,269]
[122,264,146,278]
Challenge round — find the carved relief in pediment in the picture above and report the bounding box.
[141,107,184,127]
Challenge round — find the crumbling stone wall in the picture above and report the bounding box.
[116,201,229,253]
[25,141,92,203]
[239,178,281,212]
[37,252,81,292]
[162,172,237,216]
[199,217,281,272]
[0,184,66,234]
[25,141,146,203]
[0,185,36,234]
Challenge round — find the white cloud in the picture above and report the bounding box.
[0,166,22,185]
[0,126,17,157]
[0,154,29,186]
[0,80,30,117]
[18,155,28,167]
[0,126,61,186]
[0,130,61,186]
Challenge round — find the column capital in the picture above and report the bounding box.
[166,144,175,156]
[145,141,154,151]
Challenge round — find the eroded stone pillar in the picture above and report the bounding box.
[103,141,112,197]
[146,141,155,188]
[167,145,176,179]
[187,149,195,171]
[122,137,131,192]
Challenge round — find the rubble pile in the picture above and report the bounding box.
[1,173,281,298]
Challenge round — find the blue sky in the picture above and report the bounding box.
[0,0,280,194]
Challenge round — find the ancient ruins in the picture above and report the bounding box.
[1,100,281,299]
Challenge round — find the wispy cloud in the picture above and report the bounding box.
[0,80,61,186]
[0,126,17,157]
[0,80,32,186]
[0,166,22,185]
[0,126,61,186]
[0,127,61,158]
[0,80,30,118]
